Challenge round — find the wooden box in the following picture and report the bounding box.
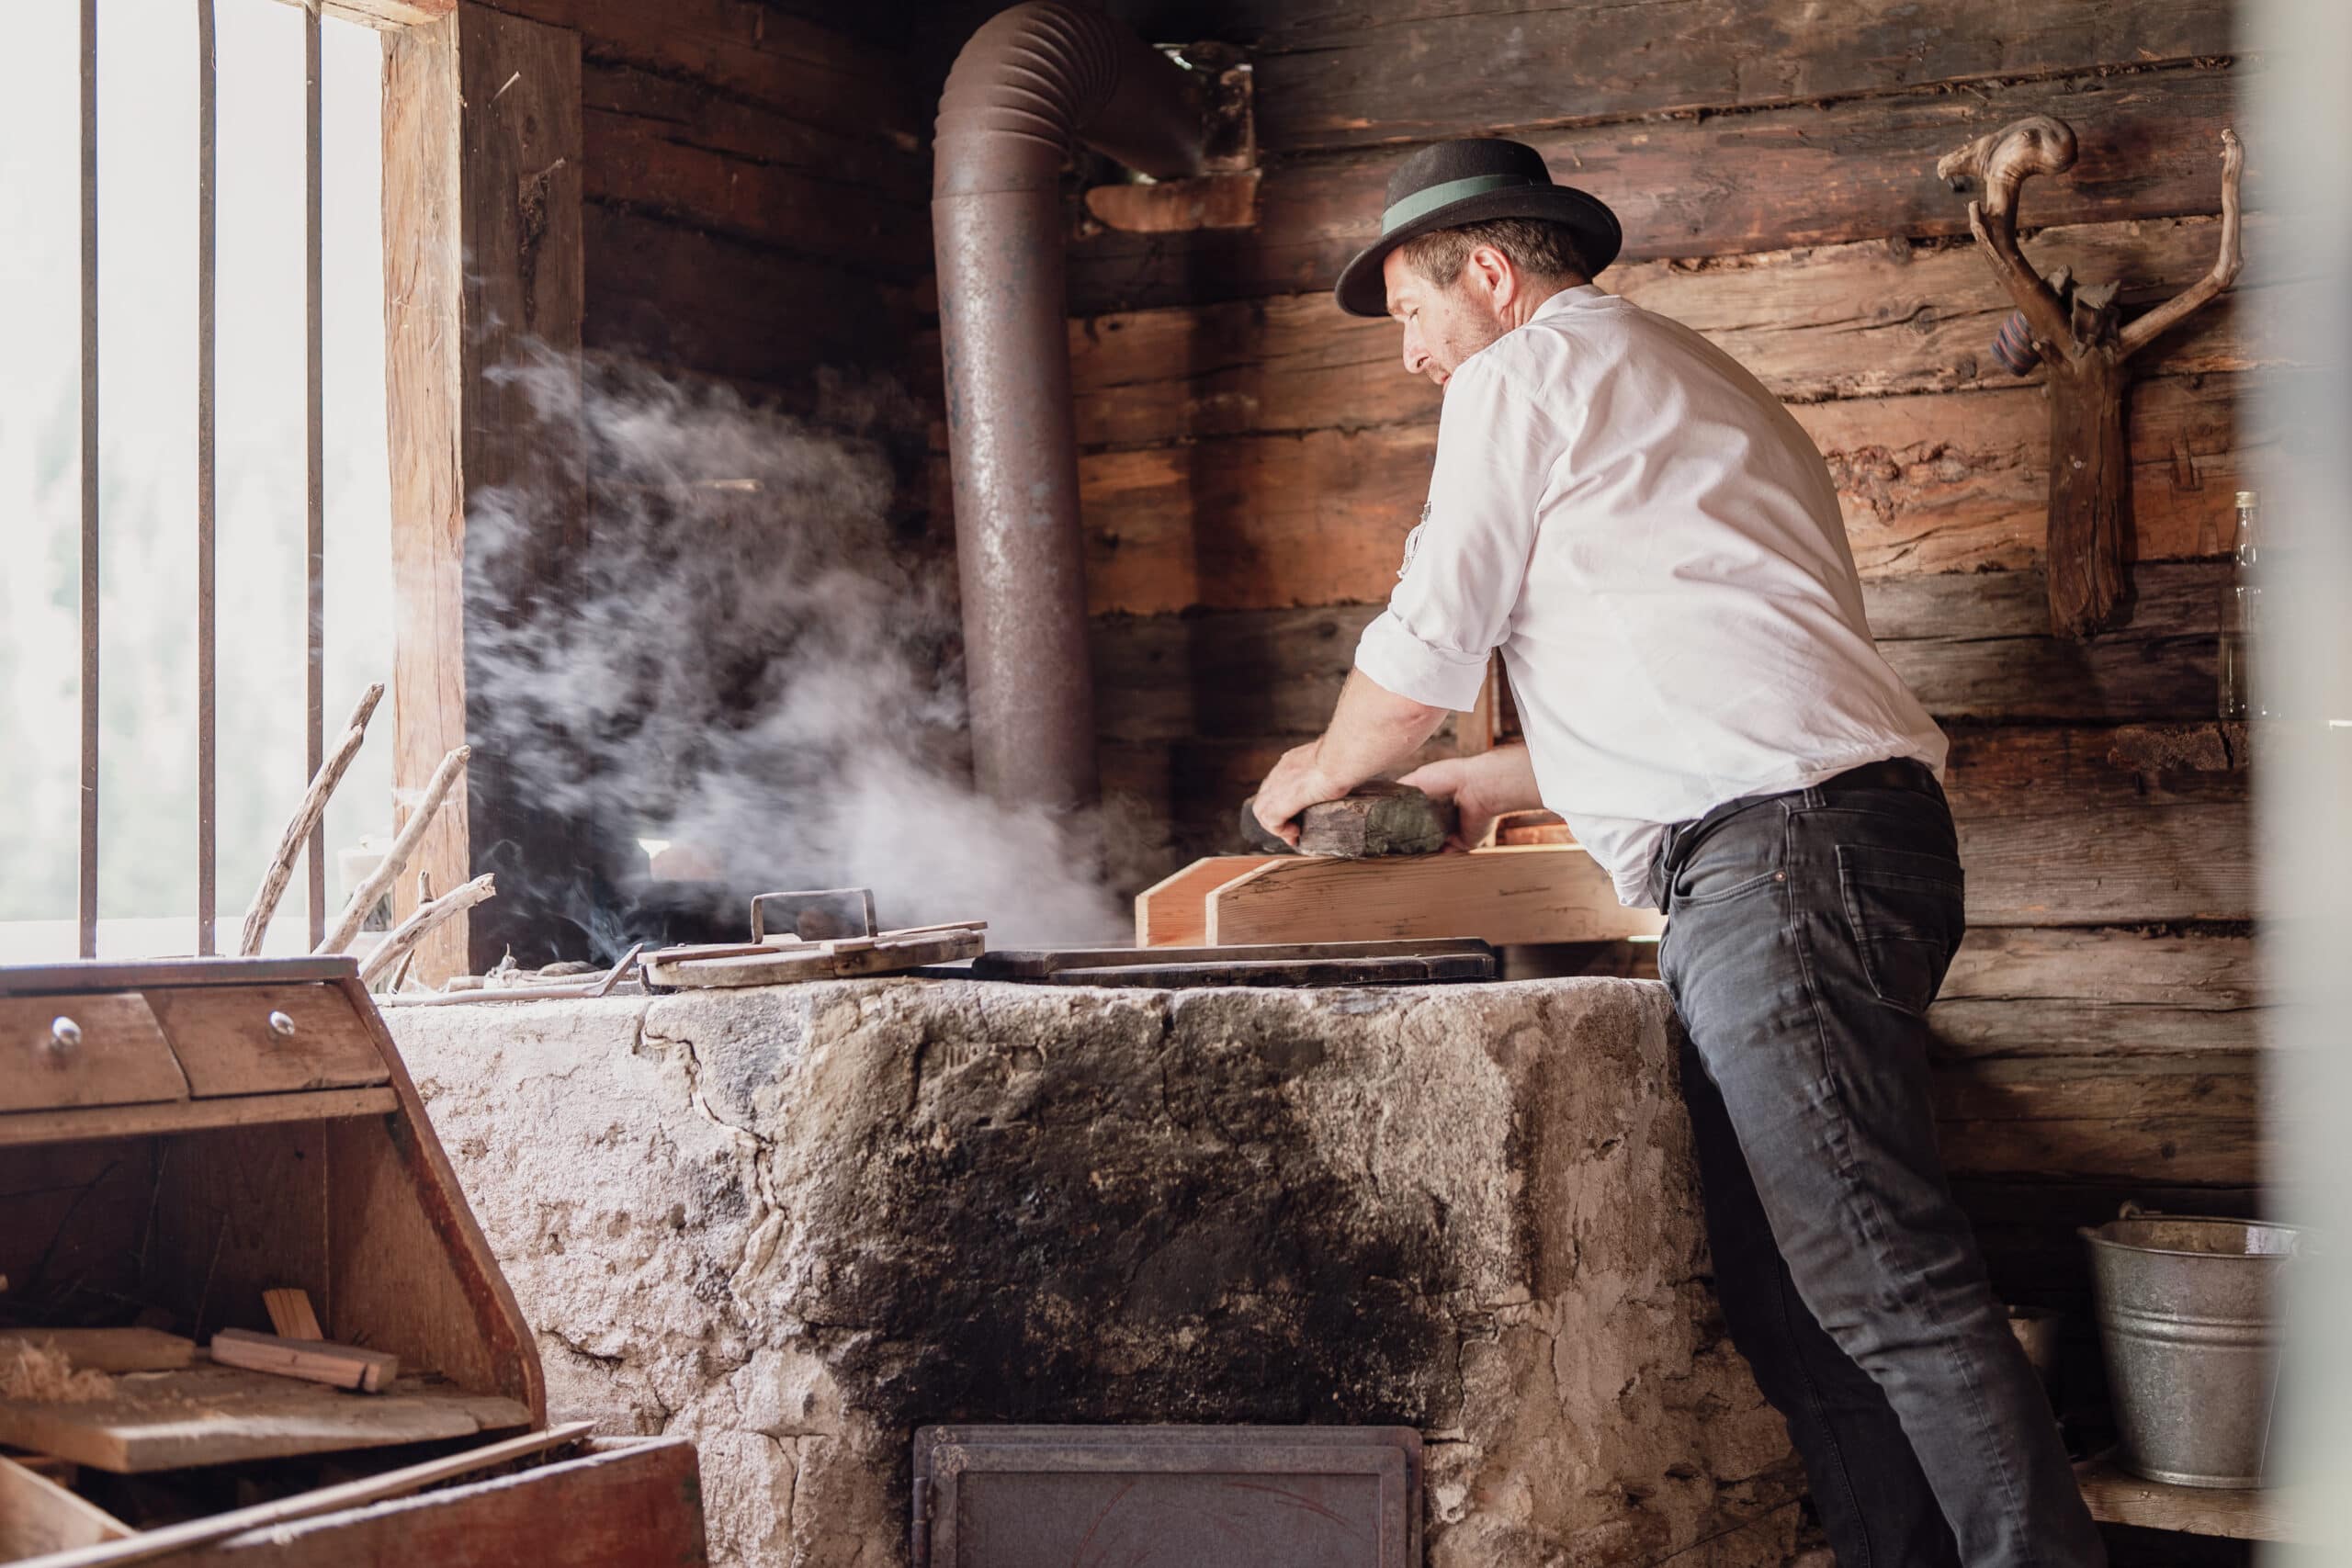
[0,956,705,1564]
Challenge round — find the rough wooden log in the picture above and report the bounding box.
[1091,566,2224,746]
[1932,927,2257,1061]
[1067,62,2245,313]
[1198,0,2231,155]
[1067,216,2282,454]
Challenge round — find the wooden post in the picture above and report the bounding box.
[382,5,583,981]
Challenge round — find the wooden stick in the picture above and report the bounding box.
[208,1327,397,1393]
[239,682,384,956]
[262,1287,323,1342]
[359,873,496,986]
[28,1421,595,1568]
[317,743,469,956]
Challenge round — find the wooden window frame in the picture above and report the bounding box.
[360,0,583,981]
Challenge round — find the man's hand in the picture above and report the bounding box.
[1251,670,1455,845]
[1399,743,1543,849]
[1251,741,1340,847]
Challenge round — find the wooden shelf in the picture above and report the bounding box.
[0,1086,401,1148]
[2076,1452,2300,1541]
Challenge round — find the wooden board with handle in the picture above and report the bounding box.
[1204,846,1661,947]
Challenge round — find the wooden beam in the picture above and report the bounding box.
[1931,927,2257,1059]
[1070,215,2284,446]
[1207,0,2233,156]
[383,4,583,979]
[265,0,455,29]
[2075,1452,2302,1540]
[1066,62,2243,312]
[1203,848,1660,946]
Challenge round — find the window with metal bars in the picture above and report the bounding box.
[0,0,393,962]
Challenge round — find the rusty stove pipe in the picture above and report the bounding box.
[933,2,1204,813]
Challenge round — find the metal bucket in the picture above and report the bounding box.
[2081,1206,2301,1488]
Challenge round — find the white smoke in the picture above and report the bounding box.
[461,355,1131,953]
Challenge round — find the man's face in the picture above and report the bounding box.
[1384,247,1511,387]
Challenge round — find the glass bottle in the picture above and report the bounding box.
[2219,490,2260,719]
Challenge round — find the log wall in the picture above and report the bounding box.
[430,0,2263,1326]
[1069,0,2263,1320]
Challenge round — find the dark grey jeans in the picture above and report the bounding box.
[1654,769,2104,1568]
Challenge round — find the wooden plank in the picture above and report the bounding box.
[1135,856,1287,946]
[146,1122,333,1348]
[1959,805,2250,926]
[1073,378,2257,614]
[1206,0,2234,154]
[1795,375,2259,581]
[20,1423,601,1568]
[1205,848,1661,945]
[209,1328,399,1393]
[0,995,186,1115]
[0,1455,131,1558]
[1069,209,2278,446]
[2075,1451,2301,1540]
[485,0,921,147]
[1091,566,2223,742]
[1931,927,2258,1060]
[1870,562,2224,722]
[583,203,920,388]
[164,1435,705,1568]
[1077,383,2257,615]
[0,956,355,995]
[0,1088,400,1151]
[0,1330,194,1374]
[144,985,388,1098]
[1068,62,2246,313]
[0,1364,527,1473]
[1933,1052,2255,1127]
[581,58,927,278]
[385,5,586,979]
[264,1289,326,1342]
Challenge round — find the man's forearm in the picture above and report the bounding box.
[1309,670,1453,792]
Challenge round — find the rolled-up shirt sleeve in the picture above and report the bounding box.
[1354,355,1559,710]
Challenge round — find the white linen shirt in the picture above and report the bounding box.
[1354,285,1947,907]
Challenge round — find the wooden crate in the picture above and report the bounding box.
[0,957,706,1564]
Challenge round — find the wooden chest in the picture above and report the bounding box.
[0,956,706,1565]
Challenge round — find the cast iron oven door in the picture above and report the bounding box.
[912,1425,1422,1566]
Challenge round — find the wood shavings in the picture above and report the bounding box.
[0,1338,115,1403]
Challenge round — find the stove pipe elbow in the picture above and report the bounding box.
[932,3,1204,814]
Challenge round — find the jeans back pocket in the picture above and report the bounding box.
[1836,843,1965,1016]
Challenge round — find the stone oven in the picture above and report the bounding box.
[389,975,1801,1566]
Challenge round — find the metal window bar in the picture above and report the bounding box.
[198,0,218,954]
[74,0,332,961]
[304,0,325,948]
[78,0,99,961]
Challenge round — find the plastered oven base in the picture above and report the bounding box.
[389,977,1801,1566]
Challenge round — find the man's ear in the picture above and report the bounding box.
[1468,243,1515,310]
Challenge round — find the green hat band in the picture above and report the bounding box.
[1381,172,1537,233]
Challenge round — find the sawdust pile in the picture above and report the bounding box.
[0,1338,114,1402]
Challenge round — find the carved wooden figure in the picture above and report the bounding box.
[1938,116,2245,639]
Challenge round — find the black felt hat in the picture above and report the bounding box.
[1333,138,1623,318]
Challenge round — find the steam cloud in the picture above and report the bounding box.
[461,356,1133,957]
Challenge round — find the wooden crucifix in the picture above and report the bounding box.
[1937,116,2245,639]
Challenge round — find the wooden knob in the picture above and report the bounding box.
[48,1017,81,1052]
[267,1010,298,1038]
